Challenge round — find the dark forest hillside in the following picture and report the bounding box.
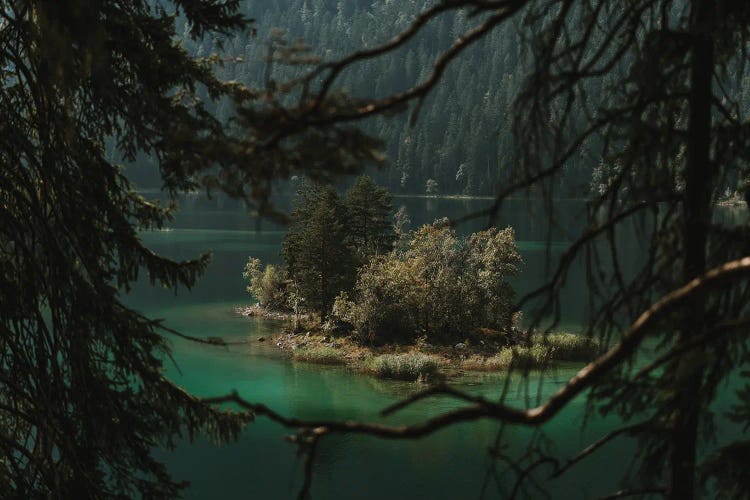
[124,1,564,195]
[125,1,750,197]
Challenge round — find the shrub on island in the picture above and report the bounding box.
[242,258,290,311]
[332,220,522,346]
[365,353,440,381]
[533,333,601,362]
[293,346,348,365]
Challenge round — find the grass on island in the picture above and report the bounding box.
[292,346,348,365]
[289,332,600,379]
[365,353,440,381]
[533,333,601,362]
[293,346,440,381]
[462,333,601,371]
[462,345,551,371]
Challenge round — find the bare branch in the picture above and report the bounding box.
[516,201,650,315]
[159,324,249,346]
[261,0,529,152]
[633,315,750,380]
[380,384,496,416]
[550,421,658,478]
[309,1,518,108]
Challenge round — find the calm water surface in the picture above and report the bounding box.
[126,192,734,499]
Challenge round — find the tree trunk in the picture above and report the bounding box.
[669,2,714,498]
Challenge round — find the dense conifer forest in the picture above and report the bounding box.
[124,1,750,197]
[122,0,584,195]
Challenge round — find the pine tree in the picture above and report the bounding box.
[282,183,354,318]
[0,1,255,496]
[344,175,395,260]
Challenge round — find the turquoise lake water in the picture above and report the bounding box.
[125,192,740,499]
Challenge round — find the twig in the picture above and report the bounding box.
[550,421,656,478]
[380,384,495,416]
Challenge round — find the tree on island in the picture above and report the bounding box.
[248,176,397,319]
[344,175,396,261]
[282,182,354,318]
[333,221,521,345]
[393,205,412,242]
[243,258,289,311]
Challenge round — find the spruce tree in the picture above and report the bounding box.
[0,2,255,496]
[344,175,395,260]
[282,183,353,318]
[0,1,385,495]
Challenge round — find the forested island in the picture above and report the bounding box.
[240,177,599,380]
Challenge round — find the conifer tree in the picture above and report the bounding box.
[0,1,384,495]
[344,175,395,260]
[282,182,354,317]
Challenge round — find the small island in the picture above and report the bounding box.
[240,176,600,381]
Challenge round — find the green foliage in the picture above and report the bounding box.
[463,334,598,371]
[243,258,289,310]
[531,333,600,362]
[282,182,355,318]
[293,346,347,365]
[335,221,521,344]
[425,178,439,195]
[366,353,439,381]
[463,346,551,371]
[344,175,395,260]
[393,205,411,242]
[494,345,553,371]
[465,226,523,332]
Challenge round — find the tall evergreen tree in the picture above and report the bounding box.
[0,1,385,496]
[282,182,353,317]
[0,2,256,496]
[344,175,395,260]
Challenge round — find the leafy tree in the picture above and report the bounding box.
[425,178,439,195]
[334,221,521,344]
[344,175,395,260]
[465,227,522,331]
[282,182,354,318]
[243,258,289,310]
[392,204,412,246]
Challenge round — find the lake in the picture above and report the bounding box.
[126,191,728,499]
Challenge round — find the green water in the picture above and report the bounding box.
[127,194,649,498]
